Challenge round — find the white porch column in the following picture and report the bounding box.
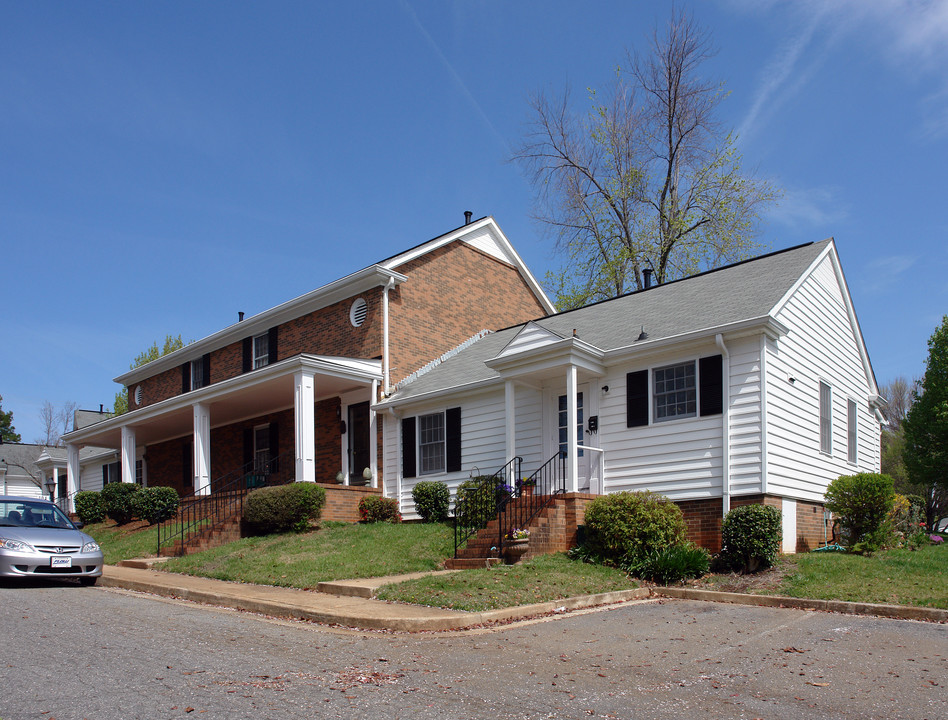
[121,426,136,484]
[66,444,80,500]
[369,379,378,489]
[504,380,516,461]
[566,365,579,493]
[294,370,316,483]
[52,467,60,501]
[193,403,211,495]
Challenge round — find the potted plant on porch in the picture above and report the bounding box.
[504,527,530,563]
[516,477,536,497]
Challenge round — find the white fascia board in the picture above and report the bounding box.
[485,336,605,377]
[604,316,789,363]
[373,376,501,412]
[382,217,557,316]
[72,355,382,445]
[115,266,406,386]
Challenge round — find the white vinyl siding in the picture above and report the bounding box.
[727,336,765,496]
[766,253,881,501]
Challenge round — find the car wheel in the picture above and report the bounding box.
[79,577,98,587]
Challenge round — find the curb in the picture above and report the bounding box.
[651,586,948,623]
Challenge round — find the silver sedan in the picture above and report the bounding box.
[0,495,103,585]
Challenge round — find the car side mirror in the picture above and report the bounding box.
[73,521,84,529]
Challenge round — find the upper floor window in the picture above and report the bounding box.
[253,333,269,369]
[191,359,205,390]
[819,381,832,455]
[654,362,696,421]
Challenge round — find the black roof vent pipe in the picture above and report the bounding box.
[238,311,245,322]
[642,268,653,289]
[464,210,473,225]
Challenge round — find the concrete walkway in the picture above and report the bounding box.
[100,562,948,632]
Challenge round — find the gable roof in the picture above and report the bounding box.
[115,216,553,387]
[378,240,838,406]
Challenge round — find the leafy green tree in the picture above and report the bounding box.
[112,334,186,415]
[514,8,777,309]
[902,316,948,528]
[0,394,21,442]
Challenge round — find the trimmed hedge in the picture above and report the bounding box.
[132,486,180,524]
[824,473,896,554]
[717,504,782,573]
[73,490,104,525]
[242,482,326,535]
[100,482,141,525]
[359,495,401,524]
[412,481,449,523]
[583,491,687,566]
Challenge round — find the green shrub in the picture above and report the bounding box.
[825,473,896,555]
[630,542,710,584]
[100,482,142,525]
[242,482,326,534]
[412,481,450,523]
[583,491,687,566]
[73,491,104,525]
[454,476,499,529]
[717,504,782,573]
[131,486,180,524]
[359,495,401,523]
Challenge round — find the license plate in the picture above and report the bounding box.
[51,555,72,568]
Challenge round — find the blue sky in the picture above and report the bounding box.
[2,0,946,444]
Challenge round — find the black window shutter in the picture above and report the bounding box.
[202,353,211,386]
[446,407,462,473]
[402,417,416,478]
[699,354,724,417]
[181,363,190,393]
[102,464,108,485]
[243,428,253,468]
[626,370,649,427]
[242,337,252,373]
[268,326,279,364]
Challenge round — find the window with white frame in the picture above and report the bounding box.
[418,412,446,475]
[253,424,271,474]
[190,359,205,390]
[253,333,269,369]
[819,381,832,455]
[847,398,857,463]
[653,361,697,421]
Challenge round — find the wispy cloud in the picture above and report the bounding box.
[736,0,948,138]
[766,184,847,229]
[861,254,918,293]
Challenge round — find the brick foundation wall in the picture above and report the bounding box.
[319,483,381,523]
[677,498,726,553]
[795,499,828,552]
[521,493,597,558]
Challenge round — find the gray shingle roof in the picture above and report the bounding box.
[386,240,830,403]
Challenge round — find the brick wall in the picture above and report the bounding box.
[388,240,548,385]
[319,483,381,523]
[795,499,828,552]
[677,498,726,553]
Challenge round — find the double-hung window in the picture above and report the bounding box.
[419,412,446,475]
[819,381,833,455]
[654,361,697,421]
[253,424,271,474]
[190,359,205,390]
[253,333,269,369]
[847,398,857,463]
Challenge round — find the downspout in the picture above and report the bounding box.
[716,333,731,516]
[382,277,395,395]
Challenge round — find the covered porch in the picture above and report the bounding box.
[63,354,384,499]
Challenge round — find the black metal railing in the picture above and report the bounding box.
[157,449,294,556]
[497,450,567,555]
[55,491,78,516]
[453,456,521,558]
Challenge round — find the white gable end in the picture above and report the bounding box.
[461,225,518,266]
[495,322,565,359]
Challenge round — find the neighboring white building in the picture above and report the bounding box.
[376,239,885,553]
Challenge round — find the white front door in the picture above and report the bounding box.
[553,385,591,491]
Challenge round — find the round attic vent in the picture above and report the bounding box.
[134,386,143,406]
[349,297,368,327]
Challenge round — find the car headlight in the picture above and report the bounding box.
[0,537,35,552]
[82,541,101,553]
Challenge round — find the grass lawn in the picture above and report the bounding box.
[159,521,454,588]
[778,543,948,609]
[84,520,161,565]
[376,553,638,612]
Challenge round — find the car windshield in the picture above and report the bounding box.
[0,500,75,529]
